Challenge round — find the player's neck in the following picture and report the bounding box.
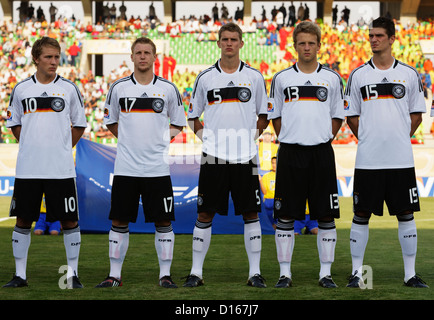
[35,71,56,84]
[372,52,394,70]
[134,69,154,85]
[296,61,318,74]
[219,57,240,74]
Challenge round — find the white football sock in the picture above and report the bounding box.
[63,226,81,278]
[398,217,417,282]
[275,219,294,278]
[349,215,370,275]
[109,225,129,280]
[12,226,31,280]
[244,218,262,278]
[155,225,175,279]
[190,220,212,279]
[317,221,337,279]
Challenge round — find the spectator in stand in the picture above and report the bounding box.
[68,41,81,68]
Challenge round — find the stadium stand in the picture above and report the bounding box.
[1,13,433,144]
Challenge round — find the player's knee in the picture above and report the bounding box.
[61,220,78,230]
[16,218,32,229]
[396,212,414,222]
[353,212,371,225]
[197,211,215,223]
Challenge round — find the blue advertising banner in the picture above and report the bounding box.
[75,139,276,234]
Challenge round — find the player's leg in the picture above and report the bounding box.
[184,211,214,287]
[184,154,227,287]
[309,142,340,288]
[316,217,337,287]
[3,179,42,287]
[144,176,177,288]
[347,169,383,287]
[272,144,306,288]
[96,176,139,287]
[154,221,176,288]
[386,168,427,287]
[45,178,82,288]
[231,158,264,287]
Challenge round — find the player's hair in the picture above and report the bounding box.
[370,17,396,38]
[293,21,321,44]
[31,37,61,65]
[131,37,157,55]
[218,22,243,41]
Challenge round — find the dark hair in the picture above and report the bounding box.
[370,17,395,38]
[31,37,61,65]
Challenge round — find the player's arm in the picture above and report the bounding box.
[272,117,281,137]
[170,124,184,140]
[106,123,118,138]
[409,112,422,137]
[188,117,203,141]
[71,127,85,147]
[256,114,269,139]
[11,125,21,142]
[332,118,343,139]
[346,116,359,139]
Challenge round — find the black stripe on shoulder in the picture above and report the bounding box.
[344,62,368,96]
[270,66,293,98]
[156,76,183,106]
[397,60,424,92]
[107,75,132,105]
[60,76,84,107]
[192,66,215,98]
[9,76,33,105]
[321,65,344,98]
[244,63,268,93]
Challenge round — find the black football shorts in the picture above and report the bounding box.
[273,142,340,220]
[352,167,420,216]
[10,178,79,222]
[109,175,175,223]
[197,153,262,215]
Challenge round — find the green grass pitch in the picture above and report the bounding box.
[0,196,433,306]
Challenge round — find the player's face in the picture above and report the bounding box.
[218,31,244,58]
[131,43,156,73]
[369,27,395,54]
[34,46,60,81]
[294,32,320,65]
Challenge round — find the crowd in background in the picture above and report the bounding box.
[1,3,434,145]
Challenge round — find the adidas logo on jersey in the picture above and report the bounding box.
[41,92,49,97]
[381,77,389,83]
[141,92,148,97]
[304,80,312,85]
[227,81,235,86]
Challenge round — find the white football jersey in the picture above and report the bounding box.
[268,63,345,145]
[188,60,268,163]
[6,74,86,179]
[104,73,186,177]
[344,59,426,169]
